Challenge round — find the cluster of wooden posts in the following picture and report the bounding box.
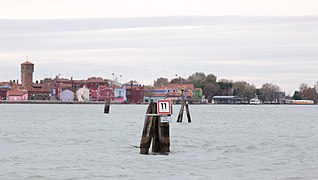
[139,100,191,155]
[104,98,191,155]
[177,100,191,123]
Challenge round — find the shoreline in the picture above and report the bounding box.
[0,100,316,105]
[0,100,107,105]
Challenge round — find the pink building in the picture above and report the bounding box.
[7,89,28,101]
[97,86,113,101]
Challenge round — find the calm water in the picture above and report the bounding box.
[0,104,318,180]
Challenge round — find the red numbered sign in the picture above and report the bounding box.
[157,100,171,115]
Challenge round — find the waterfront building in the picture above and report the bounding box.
[6,89,28,101]
[76,86,90,102]
[51,77,109,101]
[124,81,144,103]
[212,96,246,104]
[276,91,286,104]
[164,84,195,101]
[113,87,126,103]
[97,85,113,101]
[142,84,202,103]
[0,85,11,100]
[143,86,167,103]
[25,84,51,100]
[86,77,108,100]
[59,89,74,101]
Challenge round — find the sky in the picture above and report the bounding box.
[1,0,318,95]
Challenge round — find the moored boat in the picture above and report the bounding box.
[250,94,261,105]
[290,100,314,105]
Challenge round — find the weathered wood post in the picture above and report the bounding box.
[140,100,171,155]
[159,118,170,154]
[104,98,111,114]
[177,100,191,123]
[140,102,156,154]
[185,101,191,123]
[177,101,185,122]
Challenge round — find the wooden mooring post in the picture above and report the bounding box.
[177,100,191,123]
[140,102,170,155]
[104,98,111,114]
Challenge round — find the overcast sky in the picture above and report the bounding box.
[1,0,318,95]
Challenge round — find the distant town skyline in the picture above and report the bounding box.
[1,1,318,95]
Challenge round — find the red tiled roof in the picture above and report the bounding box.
[59,83,72,89]
[112,84,122,89]
[58,78,71,83]
[87,77,106,83]
[21,61,34,65]
[7,89,28,96]
[73,80,86,84]
[0,82,19,86]
[25,85,51,93]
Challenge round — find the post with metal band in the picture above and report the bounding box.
[140,101,171,155]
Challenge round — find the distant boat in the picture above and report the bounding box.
[250,95,261,105]
[290,100,314,105]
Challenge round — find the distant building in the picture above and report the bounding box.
[276,92,286,104]
[142,84,202,103]
[60,89,74,101]
[21,61,34,87]
[0,85,11,100]
[76,86,90,102]
[165,84,195,100]
[97,86,113,101]
[143,86,167,103]
[7,89,28,101]
[49,77,109,101]
[212,96,246,104]
[86,77,108,100]
[26,84,51,100]
[124,81,144,103]
[113,88,126,103]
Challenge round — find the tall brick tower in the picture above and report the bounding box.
[21,61,34,87]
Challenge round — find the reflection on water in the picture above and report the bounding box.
[1,104,318,179]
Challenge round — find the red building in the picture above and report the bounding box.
[86,77,108,100]
[53,77,109,101]
[124,81,144,103]
[97,85,113,101]
[21,61,34,88]
[26,84,51,100]
[0,85,11,100]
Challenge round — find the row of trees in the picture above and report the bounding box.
[293,83,318,101]
[153,72,318,102]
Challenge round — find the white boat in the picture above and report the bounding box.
[250,95,261,105]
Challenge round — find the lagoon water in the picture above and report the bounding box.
[1,104,318,179]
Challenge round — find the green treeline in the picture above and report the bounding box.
[153,72,318,102]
